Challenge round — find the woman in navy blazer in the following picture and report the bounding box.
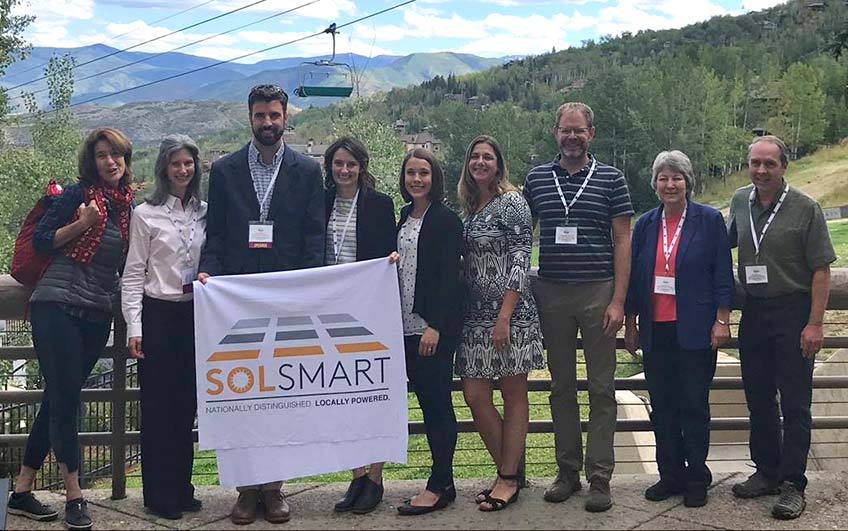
[323,137,396,515]
[624,150,733,508]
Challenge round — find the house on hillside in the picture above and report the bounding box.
[399,131,442,153]
[289,139,328,161]
[561,79,587,93]
[393,119,408,134]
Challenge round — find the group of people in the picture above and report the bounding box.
[5,84,835,529]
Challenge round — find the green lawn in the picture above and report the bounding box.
[829,219,848,268]
[97,350,642,489]
[100,217,847,489]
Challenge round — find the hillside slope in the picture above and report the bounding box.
[698,144,848,210]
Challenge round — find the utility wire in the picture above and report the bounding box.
[25,0,322,98]
[5,0,276,92]
[1,0,220,81]
[66,0,416,109]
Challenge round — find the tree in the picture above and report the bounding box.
[0,0,33,128]
[0,54,82,273]
[331,100,407,213]
[767,62,827,157]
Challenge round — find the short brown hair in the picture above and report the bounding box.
[749,135,789,166]
[78,127,133,188]
[555,101,594,128]
[248,84,288,114]
[399,149,444,204]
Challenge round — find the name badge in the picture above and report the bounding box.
[248,221,274,249]
[181,267,196,294]
[654,275,676,295]
[555,226,578,245]
[745,265,768,284]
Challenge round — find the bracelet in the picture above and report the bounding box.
[716,319,728,326]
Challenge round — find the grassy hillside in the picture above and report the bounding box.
[697,144,848,210]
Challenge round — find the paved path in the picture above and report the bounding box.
[8,472,848,530]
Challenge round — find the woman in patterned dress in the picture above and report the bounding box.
[456,135,545,511]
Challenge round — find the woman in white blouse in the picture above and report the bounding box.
[121,134,207,520]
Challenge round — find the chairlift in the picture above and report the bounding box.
[294,23,354,98]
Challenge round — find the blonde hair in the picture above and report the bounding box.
[457,135,516,216]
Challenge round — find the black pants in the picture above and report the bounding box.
[739,292,813,490]
[405,334,457,493]
[139,296,197,511]
[643,322,716,488]
[24,302,111,473]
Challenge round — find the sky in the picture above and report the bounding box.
[13,0,788,62]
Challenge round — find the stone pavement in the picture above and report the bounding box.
[8,472,848,530]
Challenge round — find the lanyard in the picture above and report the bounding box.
[253,149,285,222]
[552,158,597,219]
[661,203,687,273]
[164,200,199,266]
[331,190,359,263]
[748,182,789,257]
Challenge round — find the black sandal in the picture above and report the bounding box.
[474,488,492,504]
[478,471,520,512]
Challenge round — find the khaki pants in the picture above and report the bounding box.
[532,278,617,482]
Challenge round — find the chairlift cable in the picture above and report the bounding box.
[5,0,276,92]
[62,0,417,110]
[24,0,322,98]
[0,0,219,81]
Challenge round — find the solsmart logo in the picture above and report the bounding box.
[204,313,392,401]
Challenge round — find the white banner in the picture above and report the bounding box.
[193,259,408,484]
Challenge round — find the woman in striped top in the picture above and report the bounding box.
[323,137,396,514]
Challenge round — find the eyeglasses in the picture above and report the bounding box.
[554,127,590,136]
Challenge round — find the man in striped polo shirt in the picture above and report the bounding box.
[524,102,633,512]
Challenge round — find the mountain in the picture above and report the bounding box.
[192,52,503,107]
[0,45,503,109]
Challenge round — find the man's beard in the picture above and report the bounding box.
[253,125,284,146]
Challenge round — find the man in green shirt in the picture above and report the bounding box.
[727,135,836,520]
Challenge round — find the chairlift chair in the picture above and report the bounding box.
[294,23,354,98]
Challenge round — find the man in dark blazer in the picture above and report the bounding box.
[198,84,324,525]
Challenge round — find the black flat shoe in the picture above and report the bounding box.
[351,478,384,514]
[335,475,369,513]
[146,505,183,520]
[181,498,203,513]
[397,485,456,516]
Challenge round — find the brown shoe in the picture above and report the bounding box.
[230,490,259,525]
[261,489,291,523]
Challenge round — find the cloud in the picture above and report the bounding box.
[94,0,358,19]
[99,20,237,52]
[237,29,394,59]
[362,6,595,57]
[456,36,570,56]
[740,0,786,11]
[15,0,95,47]
[595,0,730,36]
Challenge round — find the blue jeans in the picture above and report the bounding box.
[24,302,111,473]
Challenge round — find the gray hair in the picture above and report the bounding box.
[147,134,202,206]
[555,101,594,128]
[651,150,696,200]
[748,135,789,166]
